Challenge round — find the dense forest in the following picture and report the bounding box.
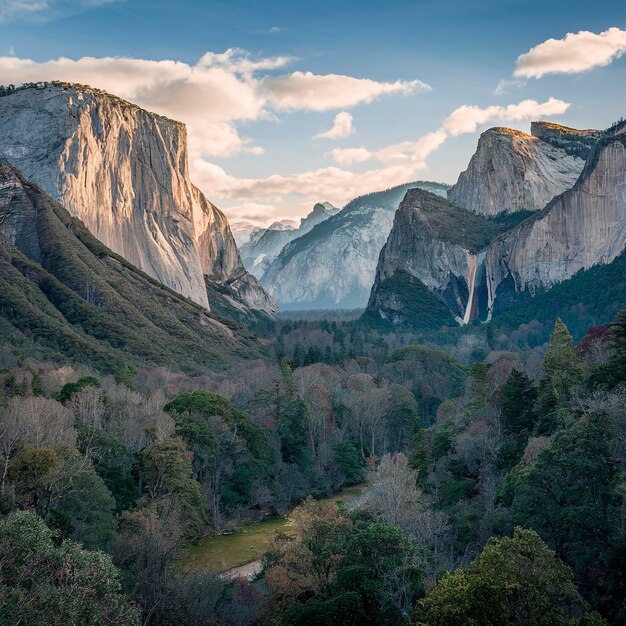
[0,309,624,625]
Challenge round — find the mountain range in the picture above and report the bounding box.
[240,202,338,280]
[0,80,623,362]
[256,181,450,309]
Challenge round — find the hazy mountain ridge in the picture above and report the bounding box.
[261,181,450,309]
[239,202,339,279]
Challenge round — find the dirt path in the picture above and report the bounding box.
[219,558,263,581]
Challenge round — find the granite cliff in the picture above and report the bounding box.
[485,126,626,319]
[365,122,626,330]
[364,189,523,327]
[0,82,276,315]
[448,122,601,216]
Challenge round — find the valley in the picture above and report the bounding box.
[0,28,624,625]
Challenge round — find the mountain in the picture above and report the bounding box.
[261,182,450,309]
[448,122,601,216]
[364,189,526,328]
[0,82,276,316]
[365,122,626,331]
[484,124,626,320]
[0,160,262,371]
[240,202,338,279]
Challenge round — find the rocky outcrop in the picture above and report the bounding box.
[365,189,520,327]
[448,122,601,216]
[261,182,449,309]
[240,202,338,279]
[485,130,626,319]
[0,82,276,314]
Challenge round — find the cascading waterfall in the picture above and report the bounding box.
[461,250,486,325]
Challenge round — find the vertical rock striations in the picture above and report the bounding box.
[0,82,276,314]
[365,123,626,330]
[485,130,626,319]
[448,122,601,216]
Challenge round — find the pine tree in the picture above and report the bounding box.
[535,318,583,435]
[499,369,537,469]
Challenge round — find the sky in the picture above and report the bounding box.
[0,0,625,233]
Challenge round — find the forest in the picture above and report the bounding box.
[0,310,624,625]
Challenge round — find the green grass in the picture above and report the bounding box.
[178,484,365,573]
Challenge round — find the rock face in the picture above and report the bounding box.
[365,124,626,329]
[261,182,449,309]
[0,82,276,314]
[240,202,338,279]
[448,122,601,216]
[365,189,520,327]
[485,129,626,319]
[0,160,262,369]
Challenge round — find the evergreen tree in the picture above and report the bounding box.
[415,527,605,626]
[499,369,537,469]
[536,318,583,435]
[591,310,626,389]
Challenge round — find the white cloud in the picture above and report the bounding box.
[328,97,567,170]
[330,147,372,165]
[204,97,570,222]
[261,71,429,111]
[315,111,354,139]
[0,50,425,159]
[268,26,281,33]
[515,27,626,78]
[441,98,570,136]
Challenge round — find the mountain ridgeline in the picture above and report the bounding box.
[0,160,262,370]
[365,121,626,331]
[259,181,450,309]
[240,202,338,280]
[0,82,276,318]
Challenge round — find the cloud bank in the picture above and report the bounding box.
[197,97,570,216]
[0,49,425,158]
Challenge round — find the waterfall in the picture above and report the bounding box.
[461,251,486,325]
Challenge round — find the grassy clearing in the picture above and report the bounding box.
[179,484,365,573]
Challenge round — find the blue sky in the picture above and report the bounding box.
[1,0,625,229]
